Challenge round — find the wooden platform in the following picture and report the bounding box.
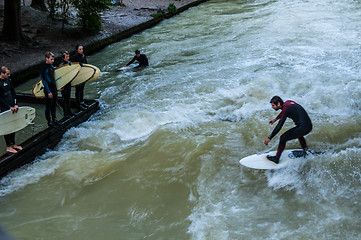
[0,93,100,179]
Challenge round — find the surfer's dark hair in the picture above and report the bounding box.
[75,44,83,51]
[270,96,284,106]
[0,66,7,74]
[62,50,69,59]
[135,49,140,54]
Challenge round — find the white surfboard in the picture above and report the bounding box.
[32,63,81,98]
[71,64,97,86]
[239,149,308,170]
[115,64,139,72]
[116,66,130,72]
[0,107,36,135]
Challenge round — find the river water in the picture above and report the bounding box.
[1,0,361,239]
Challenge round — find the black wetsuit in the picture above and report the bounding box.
[58,61,73,117]
[39,62,57,125]
[269,100,312,159]
[71,54,87,109]
[0,78,17,147]
[126,54,149,68]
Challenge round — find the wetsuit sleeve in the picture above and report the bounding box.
[276,112,282,120]
[40,68,52,94]
[126,56,136,66]
[48,66,56,85]
[268,110,288,139]
[9,82,17,105]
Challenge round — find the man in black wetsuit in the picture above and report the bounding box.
[39,51,59,128]
[0,66,22,153]
[123,49,149,69]
[264,96,312,164]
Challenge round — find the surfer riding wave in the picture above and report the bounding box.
[264,96,312,164]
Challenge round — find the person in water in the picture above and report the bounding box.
[0,66,22,153]
[58,50,75,118]
[123,49,149,69]
[264,96,312,164]
[71,44,88,111]
[39,51,59,128]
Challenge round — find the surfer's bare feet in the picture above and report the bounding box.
[267,155,279,164]
[6,147,17,154]
[11,145,22,151]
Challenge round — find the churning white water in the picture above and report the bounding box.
[1,0,361,239]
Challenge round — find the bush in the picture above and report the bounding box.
[72,0,112,34]
[168,3,177,14]
[151,12,164,19]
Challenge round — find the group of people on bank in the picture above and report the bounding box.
[41,47,148,128]
[1,45,310,164]
[0,44,87,153]
[0,47,148,154]
[40,44,89,128]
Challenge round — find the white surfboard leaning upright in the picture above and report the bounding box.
[239,149,308,170]
[32,63,81,98]
[0,107,36,135]
[70,63,97,86]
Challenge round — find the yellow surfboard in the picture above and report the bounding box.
[71,63,97,86]
[32,63,81,98]
[86,65,101,83]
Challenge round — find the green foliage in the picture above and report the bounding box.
[152,3,177,19]
[168,3,177,14]
[31,0,48,12]
[72,0,112,34]
[151,12,164,19]
[47,0,57,19]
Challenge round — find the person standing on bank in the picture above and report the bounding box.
[59,51,74,118]
[71,44,88,111]
[0,66,22,153]
[123,49,149,69]
[264,96,312,164]
[39,51,59,128]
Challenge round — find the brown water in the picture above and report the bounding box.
[1,0,361,239]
